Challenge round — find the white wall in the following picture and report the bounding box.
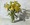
[0,0,30,18]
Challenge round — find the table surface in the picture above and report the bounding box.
[0,17,30,25]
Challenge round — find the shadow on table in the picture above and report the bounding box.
[14,17,29,23]
[14,15,29,23]
[14,10,30,23]
[14,19,25,23]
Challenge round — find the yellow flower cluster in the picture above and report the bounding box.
[4,1,21,12]
[4,1,22,22]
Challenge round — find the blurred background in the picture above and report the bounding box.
[0,0,30,25]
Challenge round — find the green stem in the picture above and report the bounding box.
[10,11,15,22]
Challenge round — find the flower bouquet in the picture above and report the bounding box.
[4,0,22,23]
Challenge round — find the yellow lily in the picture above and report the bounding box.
[15,6,20,12]
[9,7,14,11]
[4,2,9,8]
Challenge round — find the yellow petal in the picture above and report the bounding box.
[10,7,14,11]
[4,2,9,8]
